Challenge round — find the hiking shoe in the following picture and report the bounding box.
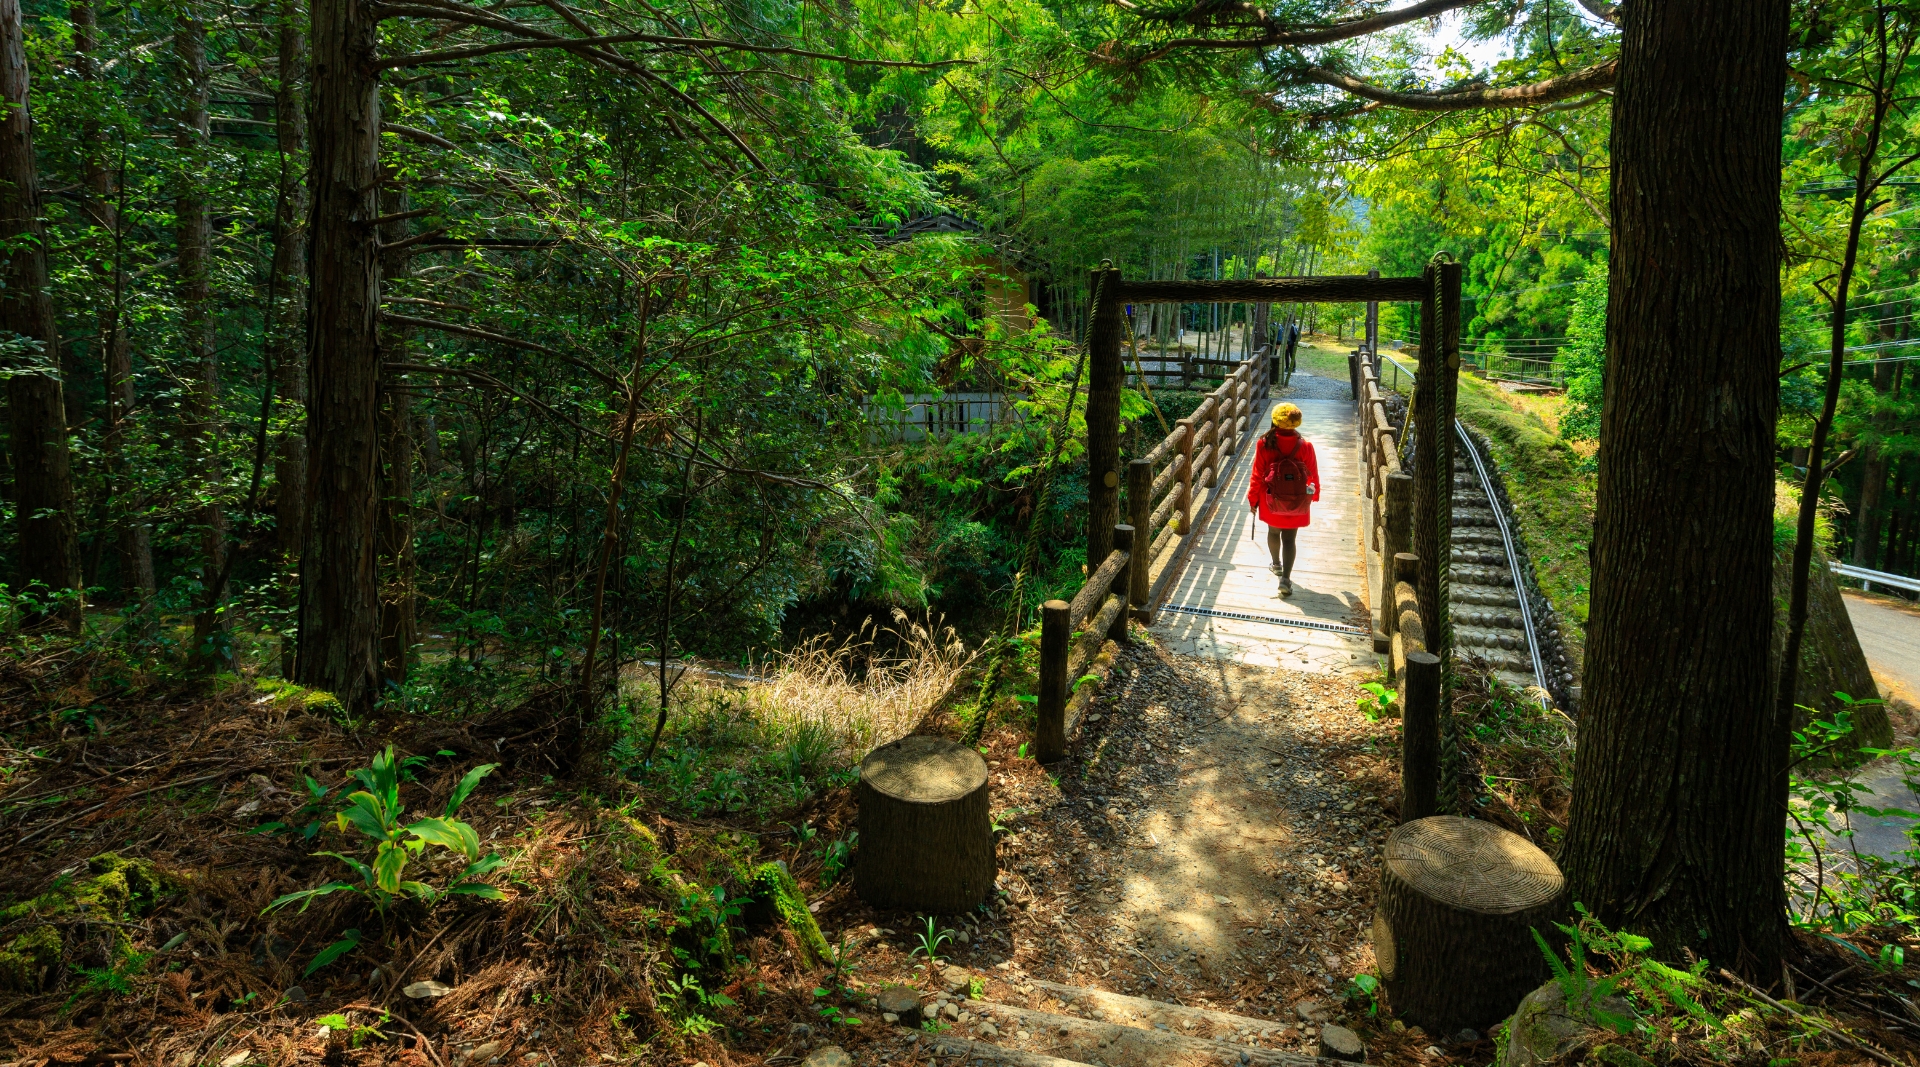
[1280,577,1294,596]
[1269,562,1284,574]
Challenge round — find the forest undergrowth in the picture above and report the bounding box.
[0,614,987,1067]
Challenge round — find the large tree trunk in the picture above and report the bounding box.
[1563,0,1789,972]
[378,189,416,685]
[0,0,81,629]
[272,0,309,565]
[177,15,227,668]
[75,0,153,615]
[297,0,384,710]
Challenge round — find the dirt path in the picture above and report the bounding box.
[830,638,1434,1062]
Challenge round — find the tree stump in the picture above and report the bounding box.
[1372,816,1564,1033]
[854,735,994,913]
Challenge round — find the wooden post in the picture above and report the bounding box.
[1383,473,1414,639]
[1110,524,1133,645]
[1176,417,1195,534]
[1128,459,1151,615]
[1410,261,1447,654]
[1365,267,1379,360]
[1348,351,1360,406]
[1037,600,1069,762]
[1087,266,1125,584]
[1435,259,1462,665]
[1401,650,1441,821]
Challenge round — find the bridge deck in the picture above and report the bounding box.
[1150,396,1374,674]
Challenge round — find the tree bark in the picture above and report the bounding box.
[297,0,384,709]
[1086,267,1124,570]
[378,188,416,685]
[74,0,153,614]
[272,0,309,565]
[176,14,227,667]
[0,0,81,628]
[1562,0,1789,971]
[854,735,995,913]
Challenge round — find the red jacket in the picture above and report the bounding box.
[1248,429,1320,528]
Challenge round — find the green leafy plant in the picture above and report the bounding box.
[1356,682,1397,722]
[1532,903,1719,1036]
[817,831,857,886]
[967,975,985,999]
[910,916,952,962]
[990,808,1022,835]
[1342,973,1380,1017]
[315,1011,389,1048]
[265,747,505,923]
[1785,694,1920,934]
[1017,741,1030,759]
[67,947,150,1007]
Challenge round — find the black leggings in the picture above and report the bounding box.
[1267,526,1297,577]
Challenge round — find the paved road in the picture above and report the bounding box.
[1846,591,1920,707]
[1817,593,1920,866]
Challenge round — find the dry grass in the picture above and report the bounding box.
[736,610,974,760]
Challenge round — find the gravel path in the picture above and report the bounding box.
[830,638,1411,1059]
[1273,370,1352,403]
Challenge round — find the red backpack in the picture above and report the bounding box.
[1264,432,1310,515]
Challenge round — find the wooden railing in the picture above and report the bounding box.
[1021,265,1454,771]
[1032,345,1273,761]
[1355,343,1416,673]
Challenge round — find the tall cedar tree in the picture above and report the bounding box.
[0,0,81,629]
[1561,0,1789,966]
[1103,0,1790,970]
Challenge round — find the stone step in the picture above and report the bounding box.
[1452,507,1497,526]
[1456,647,1538,674]
[928,998,1336,1067]
[1450,547,1509,566]
[1026,980,1293,1043]
[1450,585,1522,608]
[1449,564,1514,587]
[1456,627,1532,654]
[1454,607,1525,630]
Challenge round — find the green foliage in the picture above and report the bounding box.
[910,916,952,962]
[265,746,503,923]
[315,1012,389,1048]
[1356,682,1396,722]
[817,832,858,887]
[1786,694,1920,935]
[1560,261,1608,442]
[0,853,170,993]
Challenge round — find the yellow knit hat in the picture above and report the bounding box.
[1271,403,1302,429]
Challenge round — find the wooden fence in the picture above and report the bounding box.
[1033,343,1272,760]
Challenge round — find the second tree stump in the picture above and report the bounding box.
[1373,816,1564,1033]
[854,735,994,913]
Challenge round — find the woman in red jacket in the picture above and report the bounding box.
[1248,403,1320,596]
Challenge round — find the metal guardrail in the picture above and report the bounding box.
[1831,561,1920,594]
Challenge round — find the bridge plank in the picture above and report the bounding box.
[1150,396,1374,674]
